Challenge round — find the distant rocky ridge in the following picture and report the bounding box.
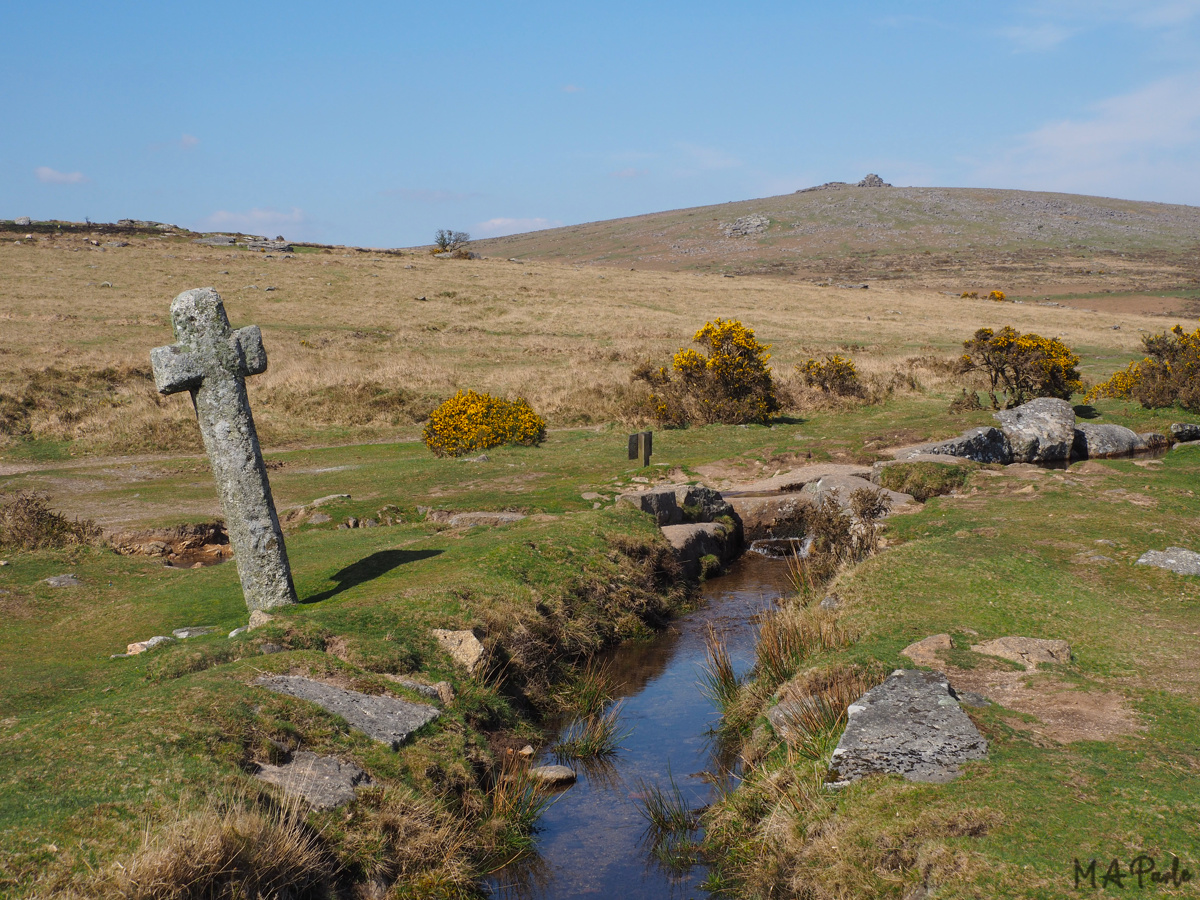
[798,173,893,193]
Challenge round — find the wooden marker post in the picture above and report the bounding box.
[627,430,652,467]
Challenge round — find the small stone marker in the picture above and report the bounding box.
[44,574,81,587]
[151,288,297,611]
[627,430,653,467]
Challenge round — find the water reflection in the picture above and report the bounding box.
[485,554,791,899]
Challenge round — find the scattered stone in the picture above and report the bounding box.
[1170,423,1200,442]
[581,492,602,500]
[518,744,535,758]
[346,517,359,529]
[458,453,489,462]
[900,426,1012,464]
[246,240,294,252]
[259,643,284,654]
[151,288,298,611]
[445,511,525,527]
[361,518,378,528]
[383,676,453,705]
[1072,423,1146,459]
[172,626,216,639]
[103,241,128,249]
[994,397,1075,463]
[721,214,769,237]
[229,626,247,638]
[257,675,439,749]
[900,634,952,668]
[800,474,913,511]
[126,635,174,655]
[308,512,331,524]
[44,574,82,587]
[248,609,275,630]
[431,628,489,675]
[0,560,8,566]
[970,636,1071,669]
[14,216,32,226]
[1137,547,1200,576]
[255,751,371,810]
[819,593,840,611]
[829,670,988,784]
[956,691,990,708]
[529,764,576,786]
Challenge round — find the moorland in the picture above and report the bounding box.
[1,183,1199,899]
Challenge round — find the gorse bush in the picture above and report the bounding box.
[422,389,546,457]
[635,318,779,426]
[988,290,1007,302]
[0,491,101,550]
[1086,322,1200,411]
[797,354,863,397]
[959,326,1082,409]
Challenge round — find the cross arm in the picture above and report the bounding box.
[150,344,204,395]
[233,326,268,376]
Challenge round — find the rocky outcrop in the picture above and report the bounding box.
[721,214,769,237]
[617,483,735,526]
[799,474,914,511]
[257,676,439,749]
[661,522,739,578]
[899,426,1012,464]
[1137,547,1200,576]
[1171,423,1200,442]
[726,493,811,540]
[994,397,1076,463]
[900,634,952,668]
[1072,424,1146,459]
[829,670,987,785]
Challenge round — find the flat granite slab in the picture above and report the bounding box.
[255,751,371,809]
[830,669,987,785]
[1137,547,1200,576]
[257,675,439,749]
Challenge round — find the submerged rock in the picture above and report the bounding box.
[829,670,987,784]
[529,764,577,786]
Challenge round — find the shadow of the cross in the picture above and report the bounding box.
[302,548,442,603]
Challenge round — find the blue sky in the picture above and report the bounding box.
[3,1,1199,246]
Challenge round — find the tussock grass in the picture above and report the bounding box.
[551,702,630,760]
[94,792,335,900]
[877,460,971,502]
[754,607,851,693]
[699,623,742,711]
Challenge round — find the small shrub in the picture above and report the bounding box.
[432,229,469,253]
[958,326,1082,409]
[0,491,101,550]
[988,290,1007,302]
[1086,322,1200,411]
[878,462,970,502]
[796,354,863,397]
[961,291,978,299]
[422,389,546,457]
[948,387,983,413]
[634,318,779,426]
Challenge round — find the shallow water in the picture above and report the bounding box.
[486,554,792,900]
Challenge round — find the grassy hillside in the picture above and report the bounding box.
[471,185,1200,302]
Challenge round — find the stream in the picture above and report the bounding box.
[487,553,793,899]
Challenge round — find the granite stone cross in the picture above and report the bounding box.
[151,287,297,611]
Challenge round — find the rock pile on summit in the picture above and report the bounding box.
[798,174,892,192]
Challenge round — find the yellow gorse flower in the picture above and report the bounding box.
[422,389,546,457]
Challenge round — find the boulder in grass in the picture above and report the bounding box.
[829,670,987,785]
[1170,423,1200,443]
[255,751,371,810]
[1072,424,1145,459]
[901,427,1012,464]
[994,397,1075,463]
[970,636,1071,669]
[1137,547,1200,577]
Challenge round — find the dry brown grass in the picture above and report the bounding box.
[0,233,1170,455]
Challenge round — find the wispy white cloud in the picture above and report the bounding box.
[383,188,482,203]
[562,84,583,93]
[610,167,647,179]
[35,166,86,185]
[672,143,741,177]
[198,206,308,236]
[473,217,562,238]
[973,74,1200,202]
[1000,22,1076,51]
